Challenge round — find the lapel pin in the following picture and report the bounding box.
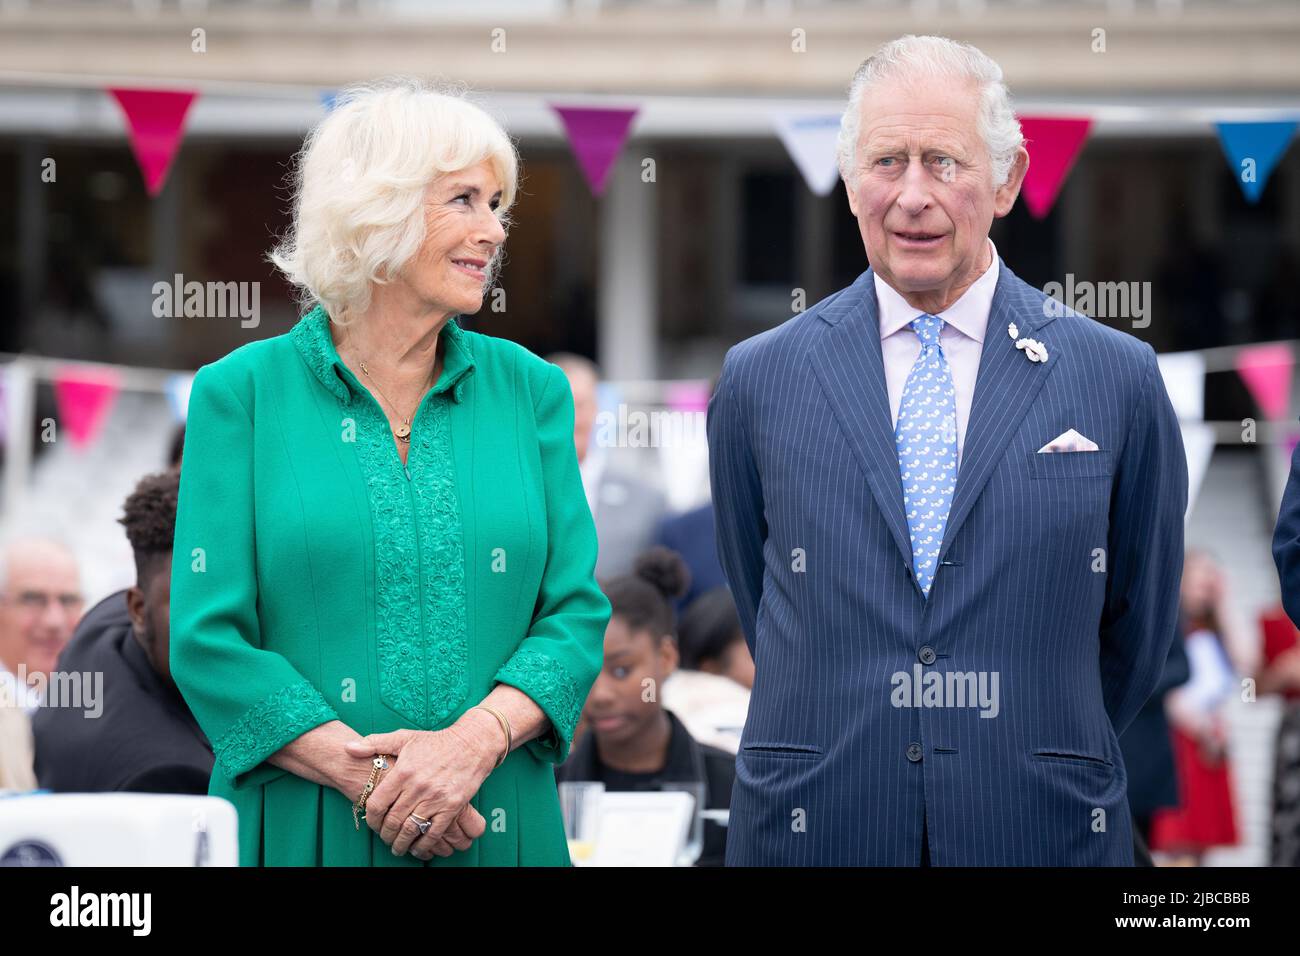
[1014,336,1049,363]
[1007,322,1019,339]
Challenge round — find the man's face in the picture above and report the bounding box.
[127,559,174,692]
[845,75,1028,312]
[0,544,83,682]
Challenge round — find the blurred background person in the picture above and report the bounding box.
[556,547,734,866]
[33,469,214,794]
[549,352,667,579]
[653,376,725,616]
[1257,604,1300,866]
[0,535,83,791]
[661,585,752,755]
[0,536,84,714]
[1120,635,1190,861]
[1150,550,1243,864]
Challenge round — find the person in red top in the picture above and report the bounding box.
[1150,551,1241,863]
[1258,605,1300,866]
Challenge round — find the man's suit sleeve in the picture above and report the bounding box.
[1099,344,1188,738]
[1272,441,1300,628]
[707,353,768,658]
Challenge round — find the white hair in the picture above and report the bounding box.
[836,35,1024,191]
[268,76,520,322]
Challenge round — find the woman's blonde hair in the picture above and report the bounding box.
[268,76,520,322]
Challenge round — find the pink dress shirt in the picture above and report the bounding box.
[874,238,1000,469]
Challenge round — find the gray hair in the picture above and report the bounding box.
[268,76,520,323]
[836,35,1024,191]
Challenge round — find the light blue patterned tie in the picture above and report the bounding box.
[895,314,958,598]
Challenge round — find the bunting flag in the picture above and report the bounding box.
[1215,121,1298,204]
[165,373,195,423]
[1181,422,1216,524]
[664,380,711,413]
[1157,351,1207,422]
[1236,343,1294,420]
[1017,116,1092,219]
[108,88,198,197]
[551,105,639,196]
[53,366,121,450]
[771,112,843,196]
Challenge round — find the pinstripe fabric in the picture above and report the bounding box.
[708,259,1188,866]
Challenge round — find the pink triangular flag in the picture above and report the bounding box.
[109,88,198,197]
[54,367,121,449]
[1236,343,1294,421]
[665,381,711,413]
[1018,116,1092,219]
[551,106,638,196]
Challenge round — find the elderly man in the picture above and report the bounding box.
[0,535,83,789]
[548,352,667,579]
[709,35,1186,865]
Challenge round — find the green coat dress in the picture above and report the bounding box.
[169,304,611,866]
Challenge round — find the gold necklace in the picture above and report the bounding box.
[343,327,437,444]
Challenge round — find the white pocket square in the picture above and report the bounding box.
[1037,428,1100,453]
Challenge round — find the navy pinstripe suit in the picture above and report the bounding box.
[708,259,1187,866]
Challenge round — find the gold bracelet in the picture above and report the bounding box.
[473,705,512,769]
[352,754,393,831]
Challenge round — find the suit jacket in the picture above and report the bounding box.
[1272,443,1300,629]
[32,590,214,794]
[708,259,1187,866]
[655,503,726,613]
[592,467,667,579]
[1120,619,1190,819]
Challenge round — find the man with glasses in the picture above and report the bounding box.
[0,536,83,789]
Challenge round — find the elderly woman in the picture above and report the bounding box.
[169,78,611,866]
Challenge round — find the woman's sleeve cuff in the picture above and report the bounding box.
[212,680,337,787]
[494,648,584,765]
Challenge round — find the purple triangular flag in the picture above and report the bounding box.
[551,105,638,196]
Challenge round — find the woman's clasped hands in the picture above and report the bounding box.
[344,721,500,861]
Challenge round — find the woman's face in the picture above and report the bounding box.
[582,614,678,747]
[402,159,506,318]
[1180,553,1223,617]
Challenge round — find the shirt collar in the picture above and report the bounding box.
[874,237,999,343]
[290,303,475,405]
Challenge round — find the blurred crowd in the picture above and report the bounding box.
[2,353,1300,867]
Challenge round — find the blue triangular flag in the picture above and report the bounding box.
[320,89,340,113]
[1215,121,1297,204]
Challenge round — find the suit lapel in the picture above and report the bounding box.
[936,263,1062,564]
[807,272,915,573]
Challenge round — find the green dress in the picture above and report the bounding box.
[169,304,611,866]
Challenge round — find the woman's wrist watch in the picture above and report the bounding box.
[351,754,394,830]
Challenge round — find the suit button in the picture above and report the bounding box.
[918,645,936,665]
[907,743,923,763]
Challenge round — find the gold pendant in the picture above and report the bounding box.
[394,422,411,440]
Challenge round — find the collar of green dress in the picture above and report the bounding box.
[290,303,476,405]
